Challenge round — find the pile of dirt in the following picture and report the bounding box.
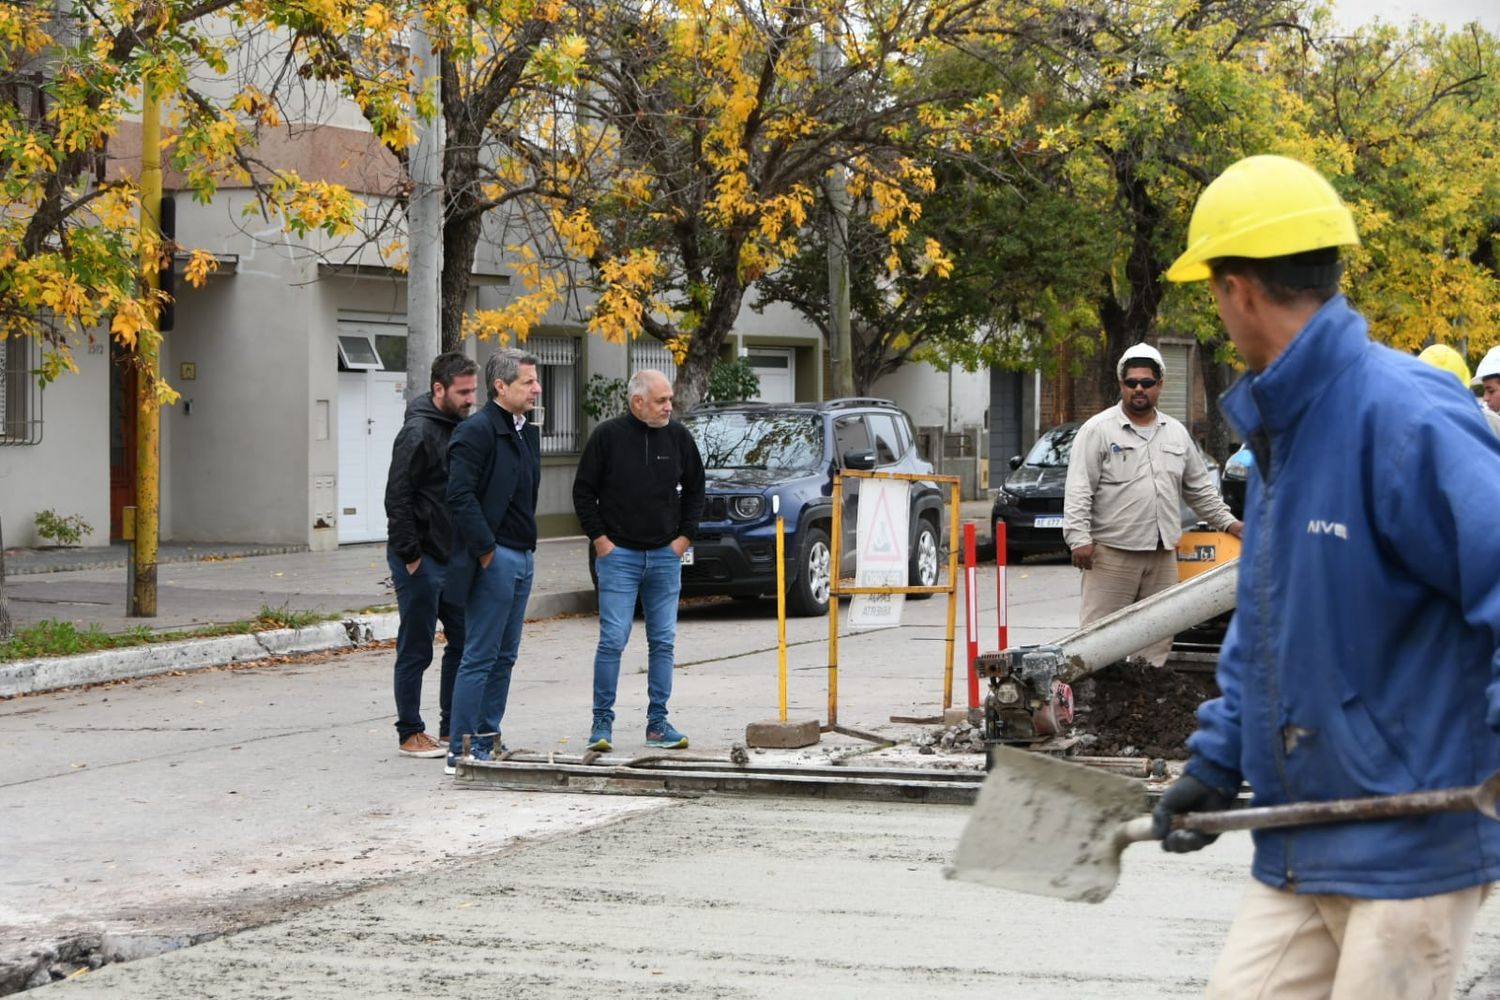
[1071,660,1220,759]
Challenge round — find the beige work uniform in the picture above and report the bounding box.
[1206,880,1489,999]
[1063,404,1235,665]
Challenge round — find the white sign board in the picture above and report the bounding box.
[847,478,910,630]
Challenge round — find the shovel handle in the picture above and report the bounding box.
[1168,774,1500,837]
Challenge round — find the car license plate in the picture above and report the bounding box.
[681,547,694,566]
[1033,515,1064,529]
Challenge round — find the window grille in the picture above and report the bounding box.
[0,333,43,445]
[1159,342,1192,423]
[528,335,582,455]
[628,340,678,384]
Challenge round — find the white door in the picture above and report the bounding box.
[337,371,408,543]
[748,348,795,403]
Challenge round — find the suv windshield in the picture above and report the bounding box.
[683,411,826,475]
[1023,425,1078,468]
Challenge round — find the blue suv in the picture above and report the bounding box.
[679,399,945,616]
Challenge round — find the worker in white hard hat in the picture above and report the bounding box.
[1153,154,1500,999]
[1062,342,1241,665]
[1473,346,1500,414]
[1419,344,1500,437]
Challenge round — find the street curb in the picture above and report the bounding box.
[0,589,598,699]
[4,543,311,576]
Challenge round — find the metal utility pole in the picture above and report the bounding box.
[133,76,161,616]
[406,17,444,398]
[821,37,854,399]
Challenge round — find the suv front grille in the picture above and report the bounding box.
[1017,496,1063,513]
[704,497,729,521]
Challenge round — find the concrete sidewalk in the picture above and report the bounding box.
[0,500,999,698]
[3,538,599,637]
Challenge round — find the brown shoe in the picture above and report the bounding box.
[398,732,446,758]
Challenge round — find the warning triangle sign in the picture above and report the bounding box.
[862,484,906,565]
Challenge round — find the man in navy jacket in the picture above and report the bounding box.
[1156,154,1500,996]
[443,348,542,773]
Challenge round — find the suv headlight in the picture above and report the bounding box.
[730,495,765,520]
[994,489,1018,508]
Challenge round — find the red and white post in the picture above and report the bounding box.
[964,522,980,709]
[995,521,1008,651]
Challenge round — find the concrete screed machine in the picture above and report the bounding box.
[978,528,1239,746]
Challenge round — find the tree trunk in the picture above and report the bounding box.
[439,90,484,355]
[0,513,12,640]
[1095,147,1166,405]
[440,208,483,353]
[672,278,747,410]
[1196,338,1239,463]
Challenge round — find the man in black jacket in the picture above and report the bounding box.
[573,369,705,752]
[384,351,478,758]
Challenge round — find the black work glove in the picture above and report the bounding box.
[1152,774,1236,854]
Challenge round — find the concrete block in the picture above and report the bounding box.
[745,718,821,749]
[943,706,982,727]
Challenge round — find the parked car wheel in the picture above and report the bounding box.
[908,515,939,599]
[788,525,833,616]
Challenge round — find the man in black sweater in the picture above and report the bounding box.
[572,369,705,752]
[383,351,477,757]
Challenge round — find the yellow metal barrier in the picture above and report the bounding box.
[826,470,963,730]
[776,508,788,721]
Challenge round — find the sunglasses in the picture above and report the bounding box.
[1122,377,1159,389]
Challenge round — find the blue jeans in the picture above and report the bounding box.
[447,545,534,756]
[386,546,464,742]
[592,544,682,727]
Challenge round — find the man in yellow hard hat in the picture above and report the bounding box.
[1419,344,1500,436]
[1153,154,1500,998]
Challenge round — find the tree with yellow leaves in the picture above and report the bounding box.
[0,0,370,392]
[1289,20,1500,355]
[551,0,1030,407]
[282,0,591,352]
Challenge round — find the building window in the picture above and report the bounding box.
[0,333,43,446]
[628,339,678,383]
[529,334,581,455]
[1159,341,1192,424]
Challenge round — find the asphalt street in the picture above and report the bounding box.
[5,561,1500,996]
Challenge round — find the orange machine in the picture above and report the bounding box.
[1176,527,1241,580]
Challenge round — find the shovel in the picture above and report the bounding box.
[946,746,1500,904]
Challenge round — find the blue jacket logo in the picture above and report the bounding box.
[1306,519,1348,540]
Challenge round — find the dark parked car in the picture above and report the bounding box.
[1220,443,1252,519]
[679,399,945,616]
[990,423,1079,563]
[990,423,1225,562]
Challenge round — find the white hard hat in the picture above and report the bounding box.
[1473,347,1500,385]
[1117,343,1165,380]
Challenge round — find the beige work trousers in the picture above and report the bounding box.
[1078,544,1179,666]
[1206,881,1489,999]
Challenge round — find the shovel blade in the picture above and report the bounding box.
[947,746,1149,904]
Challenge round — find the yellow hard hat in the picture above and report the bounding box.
[1417,344,1471,386]
[1167,155,1360,283]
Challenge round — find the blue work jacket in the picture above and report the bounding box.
[1187,295,1500,898]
